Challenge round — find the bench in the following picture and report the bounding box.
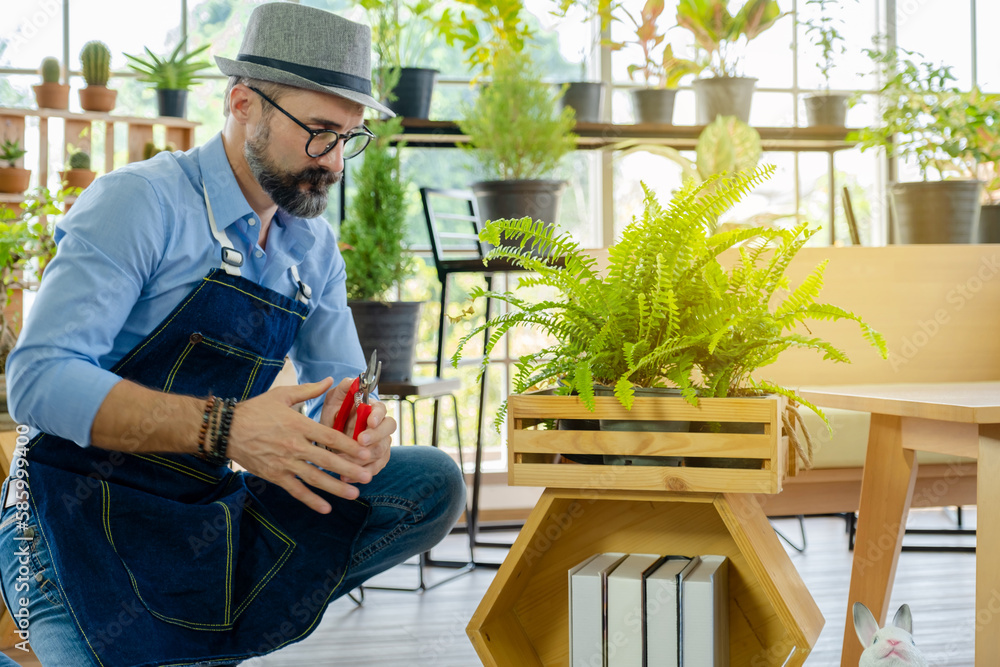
[747,244,995,516]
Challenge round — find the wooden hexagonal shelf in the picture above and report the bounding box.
[467,489,823,667]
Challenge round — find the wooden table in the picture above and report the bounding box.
[797,382,1000,666]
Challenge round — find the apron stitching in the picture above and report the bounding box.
[133,454,220,484]
[231,505,296,619]
[242,358,261,401]
[199,338,285,366]
[164,339,197,392]
[100,480,236,629]
[114,281,209,370]
[203,277,306,319]
[217,501,233,625]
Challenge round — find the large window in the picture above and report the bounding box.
[1,0,993,470]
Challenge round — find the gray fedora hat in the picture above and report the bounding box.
[215,3,394,117]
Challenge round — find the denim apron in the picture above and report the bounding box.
[15,185,370,666]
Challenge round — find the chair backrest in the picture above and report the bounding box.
[420,187,489,273]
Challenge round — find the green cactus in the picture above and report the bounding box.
[81,41,111,87]
[40,57,61,84]
[68,151,91,170]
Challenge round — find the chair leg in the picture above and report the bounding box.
[772,515,808,553]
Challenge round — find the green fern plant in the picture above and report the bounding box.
[452,165,887,429]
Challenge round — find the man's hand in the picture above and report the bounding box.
[227,378,379,514]
[319,376,395,484]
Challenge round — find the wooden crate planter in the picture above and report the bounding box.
[507,391,794,494]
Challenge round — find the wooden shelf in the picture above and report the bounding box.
[467,489,824,666]
[398,119,858,152]
[0,106,199,179]
[0,193,77,205]
[0,106,198,129]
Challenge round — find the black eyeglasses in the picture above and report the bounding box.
[248,86,373,160]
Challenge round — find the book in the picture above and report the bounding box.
[569,552,628,667]
[681,555,729,667]
[606,554,665,667]
[645,555,700,667]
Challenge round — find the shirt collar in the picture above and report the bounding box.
[198,133,319,256]
[198,132,255,231]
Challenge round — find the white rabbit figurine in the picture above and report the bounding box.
[853,602,928,666]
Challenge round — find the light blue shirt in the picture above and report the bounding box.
[7,132,367,446]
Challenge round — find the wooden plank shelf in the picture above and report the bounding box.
[467,489,824,666]
[398,118,858,152]
[0,106,198,180]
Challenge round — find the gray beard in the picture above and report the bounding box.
[244,123,340,219]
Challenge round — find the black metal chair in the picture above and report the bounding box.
[420,187,527,566]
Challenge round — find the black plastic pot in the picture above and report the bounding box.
[890,180,982,244]
[157,89,188,118]
[559,82,605,123]
[595,385,687,467]
[385,67,438,119]
[980,204,1000,243]
[631,88,678,124]
[692,76,757,124]
[348,301,422,383]
[472,179,566,255]
[804,93,849,127]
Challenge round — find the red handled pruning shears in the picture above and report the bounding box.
[332,350,382,440]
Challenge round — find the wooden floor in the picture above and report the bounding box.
[2,509,976,666]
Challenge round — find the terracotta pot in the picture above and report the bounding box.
[32,83,70,110]
[79,86,117,113]
[59,169,96,190]
[0,167,31,194]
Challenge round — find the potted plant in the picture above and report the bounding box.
[548,0,618,123]
[32,57,69,110]
[457,45,577,237]
[341,116,421,382]
[124,38,212,118]
[0,185,62,414]
[60,149,96,191]
[852,43,1000,243]
[363,0,441,120]
[609,0,703,124]
[78,41,117,113]
[433,0,535,77]
[801,0,851,126]
[977,157,1000,243]
[0,207,30,407]
[676,0,783,123]
[451,166,887,467]
[0,139,30,194]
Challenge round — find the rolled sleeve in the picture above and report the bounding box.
[7,172,165,446]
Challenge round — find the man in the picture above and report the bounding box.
[0,4,466,666]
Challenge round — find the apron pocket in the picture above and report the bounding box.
[102,479,295,630]
[163,332,286,400]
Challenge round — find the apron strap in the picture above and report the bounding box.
[290,263,311,305]
[202,181,243,277]
[203,180,309,303]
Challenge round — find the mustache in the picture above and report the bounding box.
[298,167,340,188]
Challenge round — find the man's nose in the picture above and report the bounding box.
[318,140,346,173]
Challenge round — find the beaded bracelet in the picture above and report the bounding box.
[215,398,236,462]
[200,398,235,466]
[197,396,217,461]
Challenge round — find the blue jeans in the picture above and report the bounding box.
[0,446,466,667]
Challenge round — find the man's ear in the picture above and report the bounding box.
[228,84,255,124]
